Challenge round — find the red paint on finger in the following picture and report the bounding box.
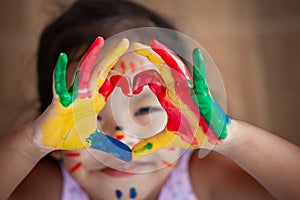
[78,37,104,97]
[133,69,165,94]
[99,79,115,100]
[150,39,193,86]
[110,75,131,96]
[149,85,198,146]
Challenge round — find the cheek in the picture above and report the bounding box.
[62,149,107,173]
[154,148,181,168]
[62,152,84,174]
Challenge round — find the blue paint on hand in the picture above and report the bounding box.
[86,130,132,162]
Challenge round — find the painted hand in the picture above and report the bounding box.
[132,40,230,159]
[36,37,132,161]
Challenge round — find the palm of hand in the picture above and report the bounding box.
[37,37,132,161]
[132,40,230,159]
[41,97,102,149]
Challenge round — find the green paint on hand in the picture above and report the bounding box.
[187,79,193,88]
[193,48,229,139]
[54,53,73,107]
[61,132,67,140]
[134,142,153,153]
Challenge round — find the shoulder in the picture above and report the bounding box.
[189,150,274,200]
[9,156,62,200]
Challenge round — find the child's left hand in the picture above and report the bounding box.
[132,40,230,159]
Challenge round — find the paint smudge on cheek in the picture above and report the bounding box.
[167,147,177,151]
[161,160,173,168]
[115,126,125,140]
[65,152,81,157]
[69,162,82,173]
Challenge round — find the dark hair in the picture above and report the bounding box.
[37,0,175,112]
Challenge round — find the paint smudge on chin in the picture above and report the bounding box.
[69,162,82,173]
[130,187,137,198]
[115,189,122,199]
[115,188,137,199]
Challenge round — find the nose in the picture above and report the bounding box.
[123,136,140,149]
[100,122,140,149]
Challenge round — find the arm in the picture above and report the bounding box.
[192,46,300,198]
[214,119,300,199]
[0,123,51,200]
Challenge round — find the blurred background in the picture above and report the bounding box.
[0,0,299,145]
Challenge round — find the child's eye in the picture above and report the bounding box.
[134,107,161,116]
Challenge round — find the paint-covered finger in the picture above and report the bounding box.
[109,74,131,96]
[193,48,213,126]
[99,70,132,101]
[86,130,132,162]
[143,40,199,119]
[192,48,209,93]
[132,130,194,160]
[90,38,129,92]
[150,39,193,88]
[78,37,104,98]
[132,130,175,160]
[193,48,230,139]
[54,53,73,107]
[134,42,175,90]
[132,69,165,95]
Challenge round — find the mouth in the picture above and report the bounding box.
[100,162,149,177]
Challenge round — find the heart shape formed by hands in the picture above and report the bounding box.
[39,37,229,162]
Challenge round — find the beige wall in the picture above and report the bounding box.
[0,0,299,146]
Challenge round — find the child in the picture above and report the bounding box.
[1,1,300,199]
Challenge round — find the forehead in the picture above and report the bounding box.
[113,51,159,79]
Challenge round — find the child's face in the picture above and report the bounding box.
[61,52,181,199]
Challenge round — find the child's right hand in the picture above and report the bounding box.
[33,37,132,161]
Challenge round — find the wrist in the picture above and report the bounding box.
[213,119,240,155]
[14,122,53,161]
